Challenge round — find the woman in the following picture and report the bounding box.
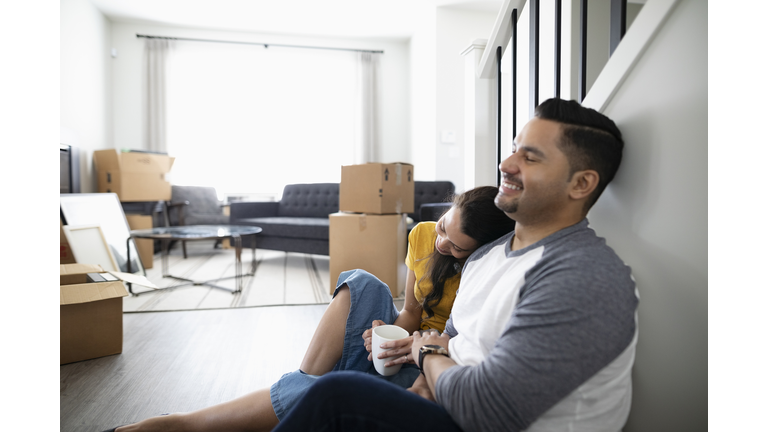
[106,186,515,432]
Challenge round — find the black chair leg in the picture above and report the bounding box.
[182,240,187,259]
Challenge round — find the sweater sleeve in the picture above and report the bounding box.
[443,315,458,338]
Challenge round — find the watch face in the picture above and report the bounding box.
[419,344,449,371]
[422,344,446,353]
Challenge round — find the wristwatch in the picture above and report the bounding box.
[418,344,450,374]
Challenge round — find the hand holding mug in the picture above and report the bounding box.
[363,320,387,361]
[378,335,415,367]
[371,325,410,376]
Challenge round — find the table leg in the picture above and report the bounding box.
[129,230,260,296]
[126,237,134,294]
[161,238,170,277]
[251,233,257,275]
[146,237,196,292]
[233,234,242,292]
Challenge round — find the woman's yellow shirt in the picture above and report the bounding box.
[406,222,460,332]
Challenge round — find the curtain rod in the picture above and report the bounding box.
[136,34,384,54]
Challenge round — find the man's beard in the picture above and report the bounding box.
[494,193,518,214]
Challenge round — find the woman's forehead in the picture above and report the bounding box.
[441,208,475,250]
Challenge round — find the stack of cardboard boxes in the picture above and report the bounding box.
[330,163,415,298]
[92,149,176,269]
[59,150,175,364]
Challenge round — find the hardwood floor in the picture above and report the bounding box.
[60,305,328,432]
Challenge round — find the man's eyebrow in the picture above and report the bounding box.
[518,145,546,158]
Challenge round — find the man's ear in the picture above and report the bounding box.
[568,170,599,201]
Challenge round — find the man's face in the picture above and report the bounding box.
[495,118,573,223]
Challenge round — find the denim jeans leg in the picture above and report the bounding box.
[273,372,463,432]
[333,269,400,373]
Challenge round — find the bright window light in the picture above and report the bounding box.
[166,41,357,200]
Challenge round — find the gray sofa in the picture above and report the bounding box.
[230,181,455,255]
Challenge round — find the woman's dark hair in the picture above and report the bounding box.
[419,186,516,321]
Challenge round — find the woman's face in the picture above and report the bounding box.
[434,208,479,261]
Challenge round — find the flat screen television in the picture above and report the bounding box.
[60,144,81,194]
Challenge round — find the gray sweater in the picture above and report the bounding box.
[436,219,638,432]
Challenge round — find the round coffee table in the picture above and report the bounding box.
[127,225,262,295]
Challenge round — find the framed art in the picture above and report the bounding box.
[60,193,146,276]
[62,224,119,272]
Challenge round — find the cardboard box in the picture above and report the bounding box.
[60,263,129,364]
[340,163,414,214]
[329,213,407,297]
[93,150,175,202]
[126,215,154,269]
[60,219,76,264]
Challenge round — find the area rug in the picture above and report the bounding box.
[123,241,334,312]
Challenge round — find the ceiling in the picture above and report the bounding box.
[89,0,505,40]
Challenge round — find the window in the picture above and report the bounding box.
[166,41,357,199]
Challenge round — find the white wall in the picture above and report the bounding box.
[585,0,612,96]
[585,0,707,430]
[435,7,499,192]
[409,5,437,181]
[60,0,113,193]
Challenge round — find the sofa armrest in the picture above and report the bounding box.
[230,201,280,220]
[419,203,452,222]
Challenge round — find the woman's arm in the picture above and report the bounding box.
[407,374,435,401]
[393,269,422,333]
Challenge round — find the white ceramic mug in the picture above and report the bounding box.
[372,325,410,376]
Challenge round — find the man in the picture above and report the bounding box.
[272,98,638,432]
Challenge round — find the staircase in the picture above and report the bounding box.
[466,0,682,185]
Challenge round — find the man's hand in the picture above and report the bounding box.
[411,329,451,368]
[411,329,454,398]
[407,374,435,401]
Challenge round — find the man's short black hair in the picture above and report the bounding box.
[534,98,624,211]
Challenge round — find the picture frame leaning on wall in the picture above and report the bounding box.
[60,193,146,276]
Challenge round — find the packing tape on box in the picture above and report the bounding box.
[359,214,367,231]
[396,198,402,214]
[395,164,402,185]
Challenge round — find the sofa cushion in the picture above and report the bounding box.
[185,213,230,226]
[277,183,339,218]
[409,181,456,222]
[237,217,330,241]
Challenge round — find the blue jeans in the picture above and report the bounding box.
[270,269,421,420]
[272,372,463,432]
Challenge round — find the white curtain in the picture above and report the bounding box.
[354,52,380,164]
[164,42,359,197]
[144,38,173,153]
